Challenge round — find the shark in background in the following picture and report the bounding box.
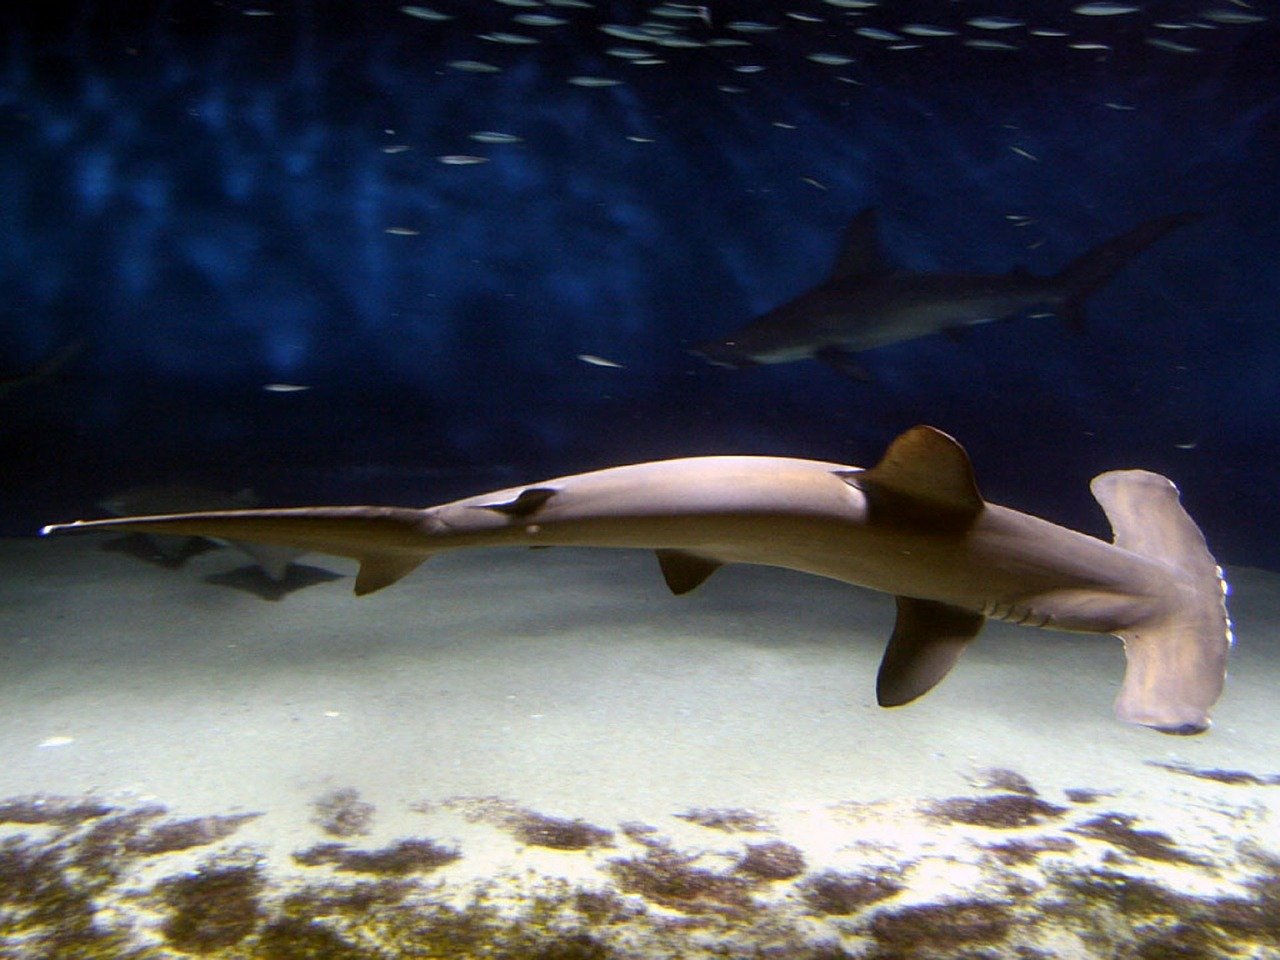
[694,210,1202,379]
[43,426,1232,735]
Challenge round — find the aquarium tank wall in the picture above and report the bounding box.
[1,1,1278,958]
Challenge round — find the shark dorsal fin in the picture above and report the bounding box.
[472,487,558,518]
[655,549,723,595]
[831,208,892,280]
[841,425,983,527]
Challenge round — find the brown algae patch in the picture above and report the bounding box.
[152,850,266,953]
[922,793,1068,829]
[311,787,376,838]
[971,767,1039,796]
[864,898,1013,953]
[736,840,806,880]
[1044,863,1280,957]
[674,807,774,832]
[508,811,614,850]
[1068,812,1209,865]
[293,838,461,875]
[799,868,904,915]
[1,791,1278,958]
[1064,787,1108,804]
[606,841,757,916]
[442,796,613,850]
[124,812,261,855]
[0,794,117,826]
[0,834,147,957]
[983,835,1077,866]
[1147,760,1280,787]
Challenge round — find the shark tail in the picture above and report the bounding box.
[42,507,435,596]
[1090,470,1232,735]
[1053,212,1202,330]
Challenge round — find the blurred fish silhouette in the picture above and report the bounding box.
[694,210,1201,379]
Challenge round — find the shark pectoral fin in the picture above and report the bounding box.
[655,549,724,595]
[842,426,984,527]
[355,554,427,596]
[876,597,986,707]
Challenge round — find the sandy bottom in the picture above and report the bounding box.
[3,533,1279,957]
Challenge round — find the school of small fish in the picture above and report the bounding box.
[349,0,1265,368]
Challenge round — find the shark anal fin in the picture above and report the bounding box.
[841,426,983,528]
[876,597,986,707]
[355,554,427,596]
[655,549,723,595]
[473,487,558,518]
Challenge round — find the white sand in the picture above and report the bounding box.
[3,533,1279,954]
[4,534,1278,832]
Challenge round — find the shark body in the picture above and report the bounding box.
[695,210,1200,376]
[42,426,1231,734]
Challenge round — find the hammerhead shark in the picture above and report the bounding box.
[41,426,1231,734]
[694,210,1200,377]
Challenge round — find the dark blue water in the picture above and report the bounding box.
[1,1,1277,565]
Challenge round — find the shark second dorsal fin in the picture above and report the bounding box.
[655,549,724,595]
[840,426,984,528]
[831,208,892,280]
[876,597,986,706]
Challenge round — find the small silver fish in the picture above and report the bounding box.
[399,5,451,21]
[576,354,625,369]
[1072,3,1140,14]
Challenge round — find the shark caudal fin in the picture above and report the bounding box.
[1090,470,1232,735]
[42,507,434,596]
[1054,212,1202,330]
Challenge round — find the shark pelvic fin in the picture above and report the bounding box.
[472,487,558,518]
[655,549,724,595]
[876,596,986,706]
[841,426,984,527]
[831,208,892,280]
